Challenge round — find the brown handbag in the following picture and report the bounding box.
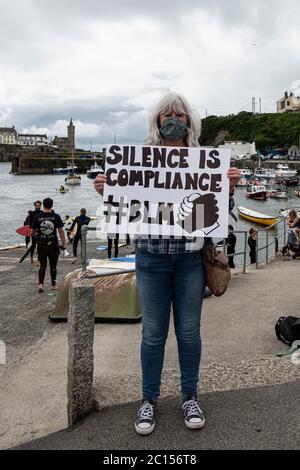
[200,245,231,296]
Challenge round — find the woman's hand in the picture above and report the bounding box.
[227,167,241,194]
[94,174,107,195]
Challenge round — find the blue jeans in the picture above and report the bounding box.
[135,248,206,401]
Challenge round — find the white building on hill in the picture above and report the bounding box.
[277,91,300,113]
[218,141,256,160]
[0,126,17,145]
[17,133,48,146]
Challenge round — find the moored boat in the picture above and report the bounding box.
[254,167,276,179]
[267,189,288,199]
[87,162,104,179]
[275,164,297,178]
[65,174,81,185]
[246,185,268,200]
[275,177,299,186]
[237,206,278,226]
[53,163,78,174]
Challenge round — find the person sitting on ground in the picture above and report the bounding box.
[287,210,300,230]
[292,229,300,259]
[282,228,300,259]
[248,228,257,264]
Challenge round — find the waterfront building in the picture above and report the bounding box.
[0,126,17,145]
[52,118,75,151]
[288,145,300,158]
[277,91,300,113]
[17,133,48,146]
[218,140,256,160]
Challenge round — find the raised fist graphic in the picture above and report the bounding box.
[176,193,219,234]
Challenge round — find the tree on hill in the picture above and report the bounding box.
[200,112,300,151]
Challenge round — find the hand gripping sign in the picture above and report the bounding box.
[100,145,230,238]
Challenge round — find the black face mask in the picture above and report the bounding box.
[159,116,188,141]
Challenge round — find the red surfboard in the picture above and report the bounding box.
[16,225,31,237]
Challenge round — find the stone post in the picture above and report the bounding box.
[67,279,95,426]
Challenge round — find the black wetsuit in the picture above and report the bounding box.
[70,215,91,258]
[227,232,237,268]
[248,236,256,264]
[28,208,43,259]
[32,211,64,286]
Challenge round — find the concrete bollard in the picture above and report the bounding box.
[67,278,96,427]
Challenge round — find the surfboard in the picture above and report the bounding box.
[16,225,31,237]
[69,222,78,240]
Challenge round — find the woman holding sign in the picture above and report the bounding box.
[94,93,240,435]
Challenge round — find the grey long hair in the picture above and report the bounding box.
[144,93,201,147]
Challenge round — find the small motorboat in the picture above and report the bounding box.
[237,206,278,226]
[236,177,249,187]
[275,164,297,178]
[276,177,299,186]
[254,167,276,179]
[240,168,253,179]
[87,162,104,179]
[295,190,300,197]
[267,189,288,199]
[246,185,268,200]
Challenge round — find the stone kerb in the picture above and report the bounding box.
[67,278,96,426]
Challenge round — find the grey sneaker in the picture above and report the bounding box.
[135,400,156,435]
[182,397,205,429]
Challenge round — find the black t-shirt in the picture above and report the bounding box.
[28,209,43,228]
[32,211,64,245]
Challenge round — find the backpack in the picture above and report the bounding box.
[275,316,300,345]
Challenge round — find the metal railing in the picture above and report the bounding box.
[255,216,287,269]
[81,218,288,276]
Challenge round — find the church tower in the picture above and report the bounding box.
[67,118,75,150]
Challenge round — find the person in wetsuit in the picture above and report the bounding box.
[28,200,43,264]
[70,208,91,263]
[248,228,257,264]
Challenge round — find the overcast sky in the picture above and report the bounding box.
[0,0,299,149]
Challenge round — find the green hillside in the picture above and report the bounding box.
[200,111,300,151]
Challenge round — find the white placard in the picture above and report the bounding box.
[101,145,230,238]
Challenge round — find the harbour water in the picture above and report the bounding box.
[1,161,299,263]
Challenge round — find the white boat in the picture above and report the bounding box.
[87,162,104,179]
[64,147,81,185]
[254,167,276,179]
[240,168,253,178]
[246,185,268,200]
[275,164,297,178]
[65,174,81,185]
[236,177,249,187]
[267,189,288,199]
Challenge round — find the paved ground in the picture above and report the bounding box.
[1,243,300,449]
[14,380,300,450]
